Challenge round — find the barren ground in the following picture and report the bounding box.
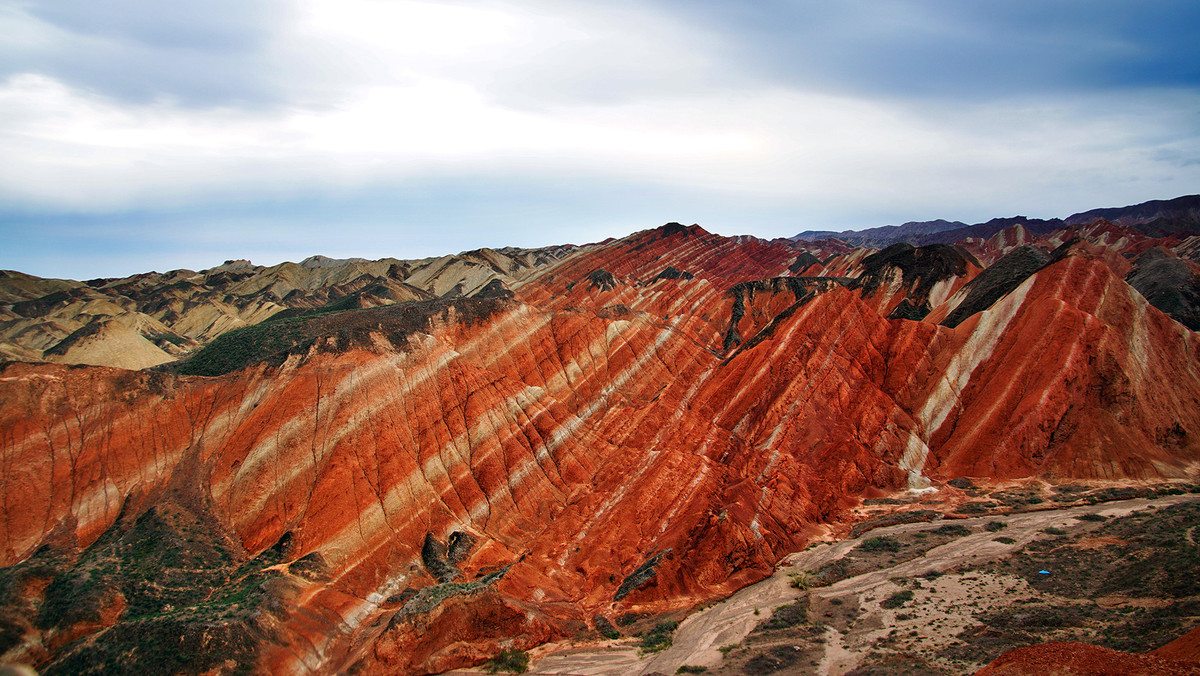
[446,484,1200,676]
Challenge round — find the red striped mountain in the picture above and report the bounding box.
[0,223,1197,674]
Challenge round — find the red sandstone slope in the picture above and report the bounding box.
[1,226,1199,675]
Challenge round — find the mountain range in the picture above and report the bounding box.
[793,194,1200,248]
[1,196,1199,674]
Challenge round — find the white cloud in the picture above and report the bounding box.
[0,0,1197,231]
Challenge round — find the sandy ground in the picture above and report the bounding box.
[443,493,1200,675]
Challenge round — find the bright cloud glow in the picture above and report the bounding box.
[0,0,1198,277]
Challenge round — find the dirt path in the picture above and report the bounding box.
[501,493,1200,676]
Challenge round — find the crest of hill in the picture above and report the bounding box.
[794,218,968,245]
[793,194,1200,247]
[0,244,572,370]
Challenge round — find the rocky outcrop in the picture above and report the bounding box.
[1126,247,1200,330]
[848,243,982,319]
[933,245,1050,328]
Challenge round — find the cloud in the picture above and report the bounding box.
[0,0,1198,278]
[1,0,288,106]
[641,0,1200,99]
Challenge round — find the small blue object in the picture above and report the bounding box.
[1038,570,1050,575]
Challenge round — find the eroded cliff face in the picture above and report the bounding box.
[1,224,1199,674]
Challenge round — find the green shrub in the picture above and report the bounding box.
[881,590,914,609]
[858,536,901,553]
[484,649,530,674]
[1079,513,1107,522]
[788,572,812,589]
[759,600,809,631]
[677,666,707,674]
[994,536,1016,544]
[640,621,678,654]
[934,524,971,537]
[1043,527,1068,535]
[985,521,1007,532]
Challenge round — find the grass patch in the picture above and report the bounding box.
[177,315,328,376]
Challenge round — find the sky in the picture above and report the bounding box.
[2,0,1199,279]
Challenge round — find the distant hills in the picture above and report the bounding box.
[794,194,1200,247]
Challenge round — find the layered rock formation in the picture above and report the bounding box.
[0,216,1199,674]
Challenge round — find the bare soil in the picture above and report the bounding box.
[495,486,1200,676]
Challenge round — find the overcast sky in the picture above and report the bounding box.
[2,0,1199,279]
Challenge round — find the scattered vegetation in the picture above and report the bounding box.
[21,500,284,675]
[676,666,707,674]
[743,644,802,675]
[849,510,941,537]
[956,502,998,514]
[985,521,1008,532]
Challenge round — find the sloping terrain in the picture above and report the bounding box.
[0,246,573,369]
[0,211,1198,674]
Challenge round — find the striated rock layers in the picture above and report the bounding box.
[1,223,1199,674]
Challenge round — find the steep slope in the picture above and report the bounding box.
[1126,247,1200,331]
